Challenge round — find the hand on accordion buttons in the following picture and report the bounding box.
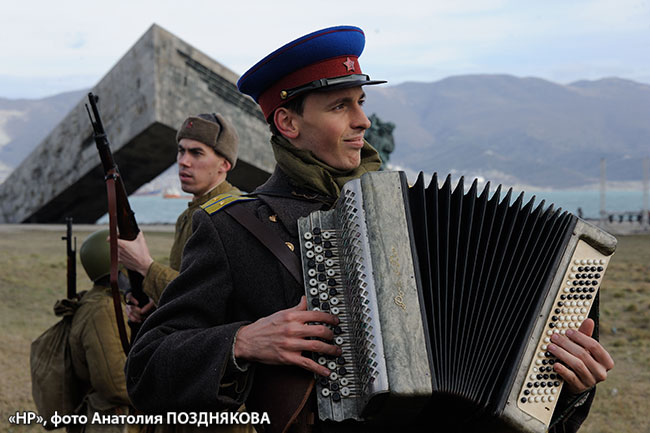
[233,296,342,377]
[547,318,615,394]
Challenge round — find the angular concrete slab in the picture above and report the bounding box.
[0,24,274,223]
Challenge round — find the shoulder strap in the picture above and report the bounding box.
[223,204,304,286]
[201,193,257,215]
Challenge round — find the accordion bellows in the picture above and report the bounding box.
[297,171,616,432]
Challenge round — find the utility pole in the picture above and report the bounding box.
[600,158,607,225]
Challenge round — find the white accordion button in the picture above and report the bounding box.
[341,387,350,397]
[304,232,313,240]
[321,388,330,397]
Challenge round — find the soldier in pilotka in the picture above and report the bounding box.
[124,26,613,433]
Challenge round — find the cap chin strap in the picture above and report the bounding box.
[281,74,373,99]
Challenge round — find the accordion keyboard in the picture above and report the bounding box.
[298,186,391,422]
[517,239,610,424]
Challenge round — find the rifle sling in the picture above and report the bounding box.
[106,169,131,356]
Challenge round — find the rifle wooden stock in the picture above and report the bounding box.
[86,92,149,307]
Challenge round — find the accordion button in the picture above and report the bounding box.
[327,269,336,277]
[319,283,327,291]
[308,269,317,277]
[318,274,326,282]
[319,377,329,387]
[322,231,331,239]
[316,255,324,262]
[319,292,328,301]
[335,336,344,345]
[331,307,340,315]
[304,241,313,249]
[306,251,315,258]
[310,288,318,296]
[314,236,322,244]
[341,387,350,397]
[549,396,555,402]
[321,388,331,397]
[317,264,326,272]
[330,297,339,305]
[339,367,348,375]
[521,397,528,403]
[340,377,349,386]
[313,227,321,235]
[328,361,337,370]
[329,288,338,296]
[324,241,332,248]
[325,251,334,258]
[332,392,341,402]
[308,259,316,268]
[304,232,313,240]
[309,279,318,287]
[315,245,323,253]
[320,302,330,310]
[328,278,337,286]
[329,372,338,381]
[333,326,342,335]
[318,356,327,365]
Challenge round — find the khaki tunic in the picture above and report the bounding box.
[143,181,240,304]
[68,284,140,433]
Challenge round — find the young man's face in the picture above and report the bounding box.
[291,86,371,171]
[177,138,230,197]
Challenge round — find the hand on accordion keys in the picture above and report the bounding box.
[234,296,342,377]
[547,318,615,394]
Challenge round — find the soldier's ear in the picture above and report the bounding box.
[273,107,299,139]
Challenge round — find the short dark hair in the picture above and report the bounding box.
[269,94,307,136]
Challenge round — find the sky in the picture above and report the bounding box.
[1,0,649,99]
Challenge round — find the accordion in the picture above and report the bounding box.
[297,171,616,433]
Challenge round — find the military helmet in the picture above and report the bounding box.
[80,229,111,282]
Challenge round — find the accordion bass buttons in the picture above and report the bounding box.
[517,239,611,426]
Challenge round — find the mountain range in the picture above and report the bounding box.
[1,75,649,191]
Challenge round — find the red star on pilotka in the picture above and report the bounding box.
[187,121,193,128]
[343,57,355,72]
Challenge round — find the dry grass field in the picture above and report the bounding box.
[0,224,648,433]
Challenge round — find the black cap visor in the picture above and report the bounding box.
[281,74,387,100]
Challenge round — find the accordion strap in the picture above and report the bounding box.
[224,205,304,285]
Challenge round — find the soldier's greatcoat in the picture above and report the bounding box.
[126,168,330,414]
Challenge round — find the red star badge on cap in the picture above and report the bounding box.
[343,57,355,72]
[187,121,193,128]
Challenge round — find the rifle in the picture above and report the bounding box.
[85,92,149,308]
[61,217,76,299]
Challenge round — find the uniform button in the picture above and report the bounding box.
[285,242,294,251]
[268,214,278,222]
